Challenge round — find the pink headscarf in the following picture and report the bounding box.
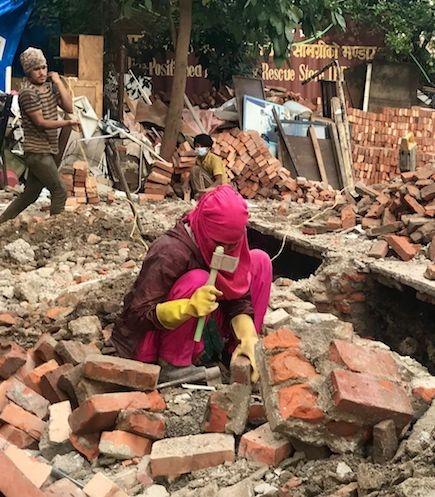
[186,185,251,300]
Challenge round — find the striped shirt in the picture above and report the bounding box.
[19,80,60,155]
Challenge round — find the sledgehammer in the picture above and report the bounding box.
[194,246,239,342]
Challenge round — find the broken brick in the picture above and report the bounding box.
[278,384,324,422]
[329,340,399,380]
[341,205,356,229]
[263,328,301,352]
[150,433,235,478]
[69,432,100,461]
[23,359,59,395]
[83,472,129,497]
[268,350,318,385]
[99,430,152,460]
[0,424,38,449]
[69,391,166,434]
[44,478,86,497]
[372,419,398,463]
[0,313,17,326]
[384,235,420,261]
[33,334,58,364]
[0,452,46,497]
[202,384,250,435]
[5,378,50,419]
[40,363,73,403]
[239,423,292,466]
[331,369,413,428]
[48,401,72,446]
[55,341,100,366]
[116,409,165,440]
[0,402,46,440]
[0,342,27,379]
[83,354,160,391]
[368,240,389,259]
[3,443,52,488]
[230,355,251,385]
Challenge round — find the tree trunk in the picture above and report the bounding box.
[160,0,192,161]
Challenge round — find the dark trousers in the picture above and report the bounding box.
[0,152,66,223]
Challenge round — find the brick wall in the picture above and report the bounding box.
[349,107,435,185]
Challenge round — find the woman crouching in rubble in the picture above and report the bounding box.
[112,185,272,382]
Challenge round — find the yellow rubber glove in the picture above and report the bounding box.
[156,285,223,330]
[231,314,260,383]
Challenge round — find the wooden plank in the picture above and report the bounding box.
[329,123,345,189]
[272,108,298,177]
[331,97,354,190]
[78,35,103,82]
[65,78,103,117]
[60,35,79,59]
[308,125,328,184]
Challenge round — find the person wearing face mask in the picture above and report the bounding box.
[112,185,272,383]
[190,134,228,196]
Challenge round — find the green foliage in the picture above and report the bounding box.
[343,0,434,78]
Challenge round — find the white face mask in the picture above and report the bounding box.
[196,147,209,157]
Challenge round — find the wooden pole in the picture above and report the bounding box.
[331,97,354,190]
[308,125,328,184]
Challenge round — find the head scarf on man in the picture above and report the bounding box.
[20,47,46,74]
[185,185,251,300]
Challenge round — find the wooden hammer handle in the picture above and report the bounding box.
[194,267,219,342]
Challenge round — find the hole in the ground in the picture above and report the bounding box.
[248,227,322,280]
[365,280,435,374]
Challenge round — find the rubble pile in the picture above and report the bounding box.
[286,166,435,271]
[140,160,174,202]
[173,129,338,202]
[349,106,435,185]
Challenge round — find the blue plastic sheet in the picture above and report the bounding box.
[0,0,32,91]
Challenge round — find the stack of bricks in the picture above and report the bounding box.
[173,129,331,201]
[140,160,173,202]
[60,161,100,206]
[348,106,435,185]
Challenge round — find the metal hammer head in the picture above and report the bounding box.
[210,246,239,273]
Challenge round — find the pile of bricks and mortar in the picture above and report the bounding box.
[0,281,434,496]
[349,106,435,185]
[59,161,101,208]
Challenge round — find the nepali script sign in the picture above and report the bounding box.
[261,40,378,99]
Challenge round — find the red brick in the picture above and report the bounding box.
[263,328,301,351]
[69,432,100,461]
[248,401,266,425]
[278,384,324,422]
[269,350,318,385]
[279,477,303,497]
[412,387,435,403]
[0,402,46,440]
[3,443,52,488]
[0,424,38,449]
[5,378,50,419]
[69,391,166,434]
[0,342,27,379]
[325,420,365,438]
[116,409,165,440]
[33,334,58,363]
[404,194,426,215]
[23,359,59,395]
[341,205,356,229]
[40,363,73,403]
[329,340,399,380]
[368,240,389,259]
[420,183,435,202]
[150,433,235,478]
[99,430,152,460]
[0,313,17,326]
[239,423,291,466]
[331,370,413,428]
[44,478,86,497]
[230,355,251,385]
[83,473,129,497]
[384,235,420,261]
[0,452,46,497]
[83,354,160,391]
